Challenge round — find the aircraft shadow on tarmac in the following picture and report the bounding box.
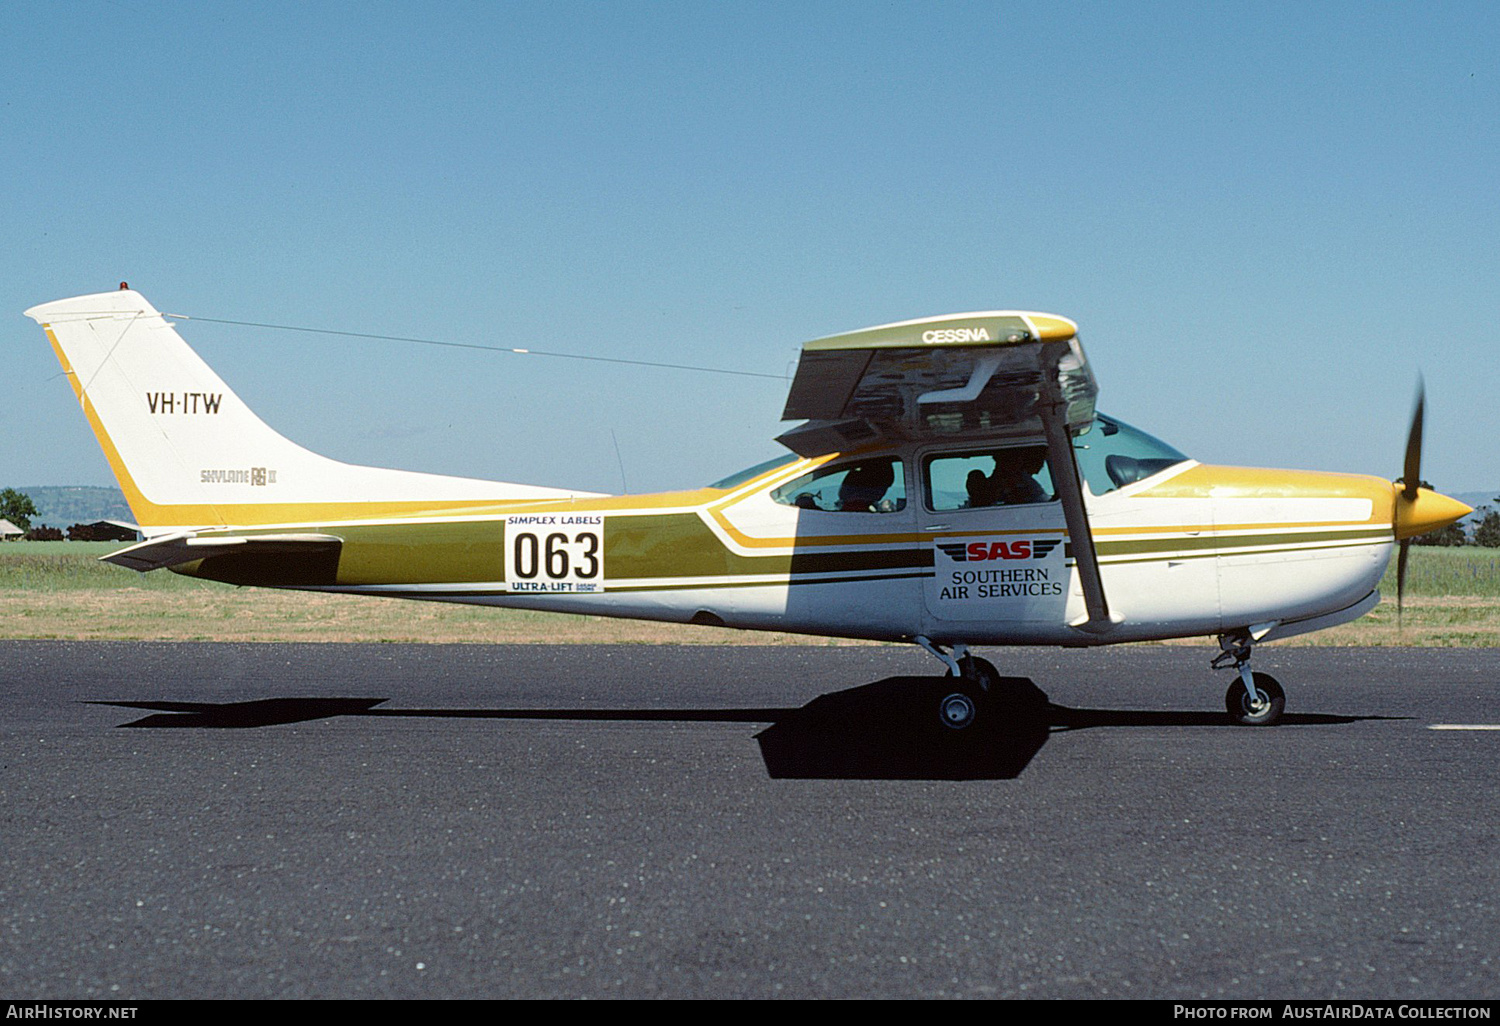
[86,675,1401,781]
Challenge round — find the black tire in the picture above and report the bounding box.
[938,689,980,730]
[959,655,1002,693]
[1225,672,1285,726]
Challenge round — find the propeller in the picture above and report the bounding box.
[1391,382,1474,627]
[1396,378,1425,624]
[1386,378,1422,624]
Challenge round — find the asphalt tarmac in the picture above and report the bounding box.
[1,641,1497,1000]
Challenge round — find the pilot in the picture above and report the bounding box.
[989,447,1048,506]
[837,461,894,512]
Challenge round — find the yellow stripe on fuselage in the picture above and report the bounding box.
[1134,464,1397,524]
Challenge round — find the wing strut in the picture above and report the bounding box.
[1037,342,1114,633]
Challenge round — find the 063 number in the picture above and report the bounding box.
[511,530,601,581]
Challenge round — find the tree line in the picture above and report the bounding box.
[0,488,134,541]
[1417,502,1500,548]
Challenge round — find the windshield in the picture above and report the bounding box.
[1073,414,1188,495]
[707,452,799,490]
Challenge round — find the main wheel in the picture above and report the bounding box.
[938,689,980,730]
[1225,672,1285,726]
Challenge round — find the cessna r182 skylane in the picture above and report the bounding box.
[26,288,1471,728]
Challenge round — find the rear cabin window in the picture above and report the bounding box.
[924,446,1056,512]
[770,456,906,513]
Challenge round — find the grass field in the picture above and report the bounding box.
[3,541,1499,646]
[0,542,846,645]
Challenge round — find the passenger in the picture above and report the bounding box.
[966,468,996,508]
[989,448,1049,505]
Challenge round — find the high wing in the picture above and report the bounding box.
[778,311,1096,455]
[777,311,1113,631]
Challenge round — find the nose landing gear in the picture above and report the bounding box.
[1213,631,1285,726]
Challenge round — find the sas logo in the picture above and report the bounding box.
[938,538,1062,562]
[921,327,991,344]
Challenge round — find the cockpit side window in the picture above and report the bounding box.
[770,456,906,513]
[924,446,1056,512]
[1073,414,1189,495]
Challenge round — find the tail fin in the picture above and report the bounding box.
[26,289,594,533]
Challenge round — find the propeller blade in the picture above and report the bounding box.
[1402,378,1425,502]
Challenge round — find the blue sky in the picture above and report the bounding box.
[4,1,1497,496]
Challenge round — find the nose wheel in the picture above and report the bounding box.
[1225,671,1285,726]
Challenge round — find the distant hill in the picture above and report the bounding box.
[11,486,133,528]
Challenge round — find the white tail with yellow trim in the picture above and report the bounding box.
[25,289,597,534]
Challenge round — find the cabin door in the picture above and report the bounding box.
[917,443,1072,625]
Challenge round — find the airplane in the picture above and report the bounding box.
[25,286,1472,729]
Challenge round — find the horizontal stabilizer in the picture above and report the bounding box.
[103,532,343,572]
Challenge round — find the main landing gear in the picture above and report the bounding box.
[1213,632,1286,726]
[916,636,1039,731]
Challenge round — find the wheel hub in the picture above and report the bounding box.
[940,692,977,729]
